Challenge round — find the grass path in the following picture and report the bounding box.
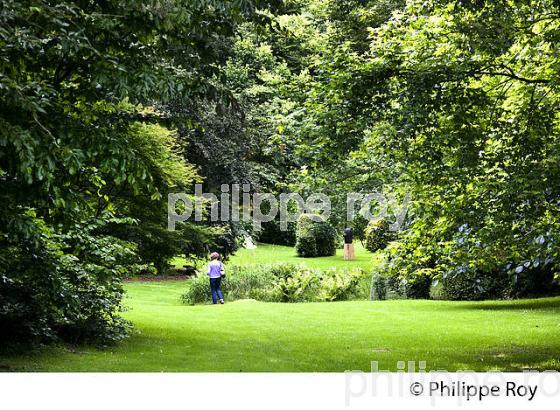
[2,278,560,372]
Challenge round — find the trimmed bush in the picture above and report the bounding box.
[364,219,394,253]
[295,214,336,257]
[313,221,338,256]
[295,235,317,257]
[295,214,316,257]
[351,213,369,246]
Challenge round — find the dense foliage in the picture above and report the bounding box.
[0,0,276,346]
[258,220,297,246]
[295,214,337,257]
[364,220,394,253]
[276,0,560,299]
[181,263,366,304]
[369,0,560,298]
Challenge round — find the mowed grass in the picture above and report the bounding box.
[228,242,376,272]
[173,242,377,272]
[2,244,560,372]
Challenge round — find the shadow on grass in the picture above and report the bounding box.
[455,297,560,311]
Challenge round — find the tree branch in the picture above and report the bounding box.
[475,70,550,84]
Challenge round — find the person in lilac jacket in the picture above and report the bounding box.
[207,252,225,304]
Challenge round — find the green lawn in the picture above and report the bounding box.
[173,242,377,272]
[2,244,560,372]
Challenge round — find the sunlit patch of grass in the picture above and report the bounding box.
[172,242,378,273]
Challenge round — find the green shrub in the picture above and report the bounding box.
[355,275,374,300]
[404,272,433,299]
[268,263,299,279]
[181,265,276,304]
[385,274,407,299]
[508,262,558,297]
[383,270,433,299]
[272,268,320,302]
[313,222,338,256]
[429,280,445,300]
[370,274,387,300]
[378,236,437,300]
[364,219,394,253]
[438,267,510,301]
[381,218,560,301]
[434,261,558,301]
[320,270,362,301]
[295,214,316,257]
[295,214,336,257]
[295,235,317,257]
[181,263,366,304]
[181,277,211,305]
[0,213,134,347]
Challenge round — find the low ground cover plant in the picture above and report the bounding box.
[181,263,366,304]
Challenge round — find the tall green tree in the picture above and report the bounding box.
[301,0,560,298]
[0,0,271,345]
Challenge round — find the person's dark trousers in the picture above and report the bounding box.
[209,277,223,304]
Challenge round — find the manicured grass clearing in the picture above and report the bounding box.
[3,283,560,371]
[2,244,560,372]
[172,242,376,272]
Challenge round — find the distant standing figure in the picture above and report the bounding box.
[343,226,355,261]
[207,252,225,304]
